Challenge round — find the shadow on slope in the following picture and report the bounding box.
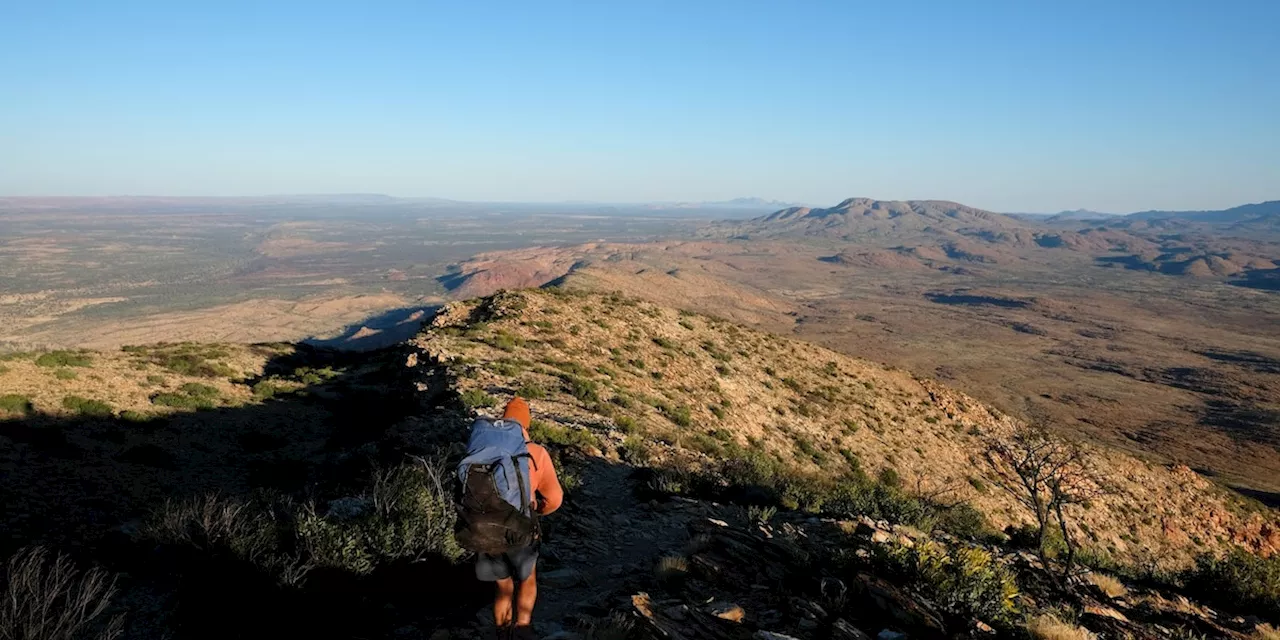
[1234,267,1280,291]
[304,305,440,351]
[0,343,484,639]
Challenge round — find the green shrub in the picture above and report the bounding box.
[865,540,1019,626]
[528,419,600,451]
[293,366,341,385]
[557,463,582,493]
[614,415,639,433]
[620,436,652,464]
[0,394,33,415]
[299,462,463,575]
[134,348,234,378]
[661,403,692,427]
[652,337,678,350]
[485,331,523,351]
[551,360,591,376]
[516,382,546,400]
[35,351,93,368]
[878,467,902,488]
[180,382,220,398]
[152,383,221,409]
[698,451,989,539]
[935,504,1001,543]
[252,380,291,400]
[1185,548,1280,619]
[747,505,777,524]
[793,436,824,464]
[62,396,112,418]
[685,432,726,457]
[460,388,497,409]
[834,448,865,473]
[119,410,152,423]
[562,376,599,403]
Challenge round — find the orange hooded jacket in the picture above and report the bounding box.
[502,397,563,515]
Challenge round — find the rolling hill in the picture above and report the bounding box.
[715,198,1031,243]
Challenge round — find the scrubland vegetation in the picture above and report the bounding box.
[0,288,1275,639]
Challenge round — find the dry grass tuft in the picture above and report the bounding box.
[585,612,635,640]
[141,493,274,554]
[1087,571,1128,599]
[0,546,123,640]
[1253,624,1280,640]
[1027,614,1096,640]
[654,554,689,584]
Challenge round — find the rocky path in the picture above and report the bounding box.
[525,458,729,637]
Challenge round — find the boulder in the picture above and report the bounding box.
[634,593,755,640]
[754,632,801,640]
[706,602,745,623]
[831,619,872,640]
[1083,602,1129,623]
[852,574,947,636]
[971,620,996,636]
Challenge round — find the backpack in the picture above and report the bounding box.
[455,418,538,555]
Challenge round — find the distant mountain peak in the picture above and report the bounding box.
[753,198,1017,227]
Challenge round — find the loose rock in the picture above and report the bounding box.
[541,568,584,588]
[831,619,871,640]
[706,601,746,623]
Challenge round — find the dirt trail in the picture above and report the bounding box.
[524,459,729,637]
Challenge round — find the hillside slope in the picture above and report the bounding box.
[407,289,1280,564]
[1,297,1278,638]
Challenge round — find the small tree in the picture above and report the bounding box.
[984,425,1107,585]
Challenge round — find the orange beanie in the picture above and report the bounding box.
[503,396,531,429]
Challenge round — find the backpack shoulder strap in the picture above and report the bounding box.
[524,442,540,471]
[512,453,533,514]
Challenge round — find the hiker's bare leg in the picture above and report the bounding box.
[515,566,538,627]
[494,577,516,627]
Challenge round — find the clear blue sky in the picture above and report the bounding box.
[2,1,1277,212]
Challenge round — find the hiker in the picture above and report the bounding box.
[456,396,563,639]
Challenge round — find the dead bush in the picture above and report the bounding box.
[0,547,123,640]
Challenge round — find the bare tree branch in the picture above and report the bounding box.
[984,425,1110,587]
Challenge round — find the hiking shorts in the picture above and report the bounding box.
[475,544,539,582]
